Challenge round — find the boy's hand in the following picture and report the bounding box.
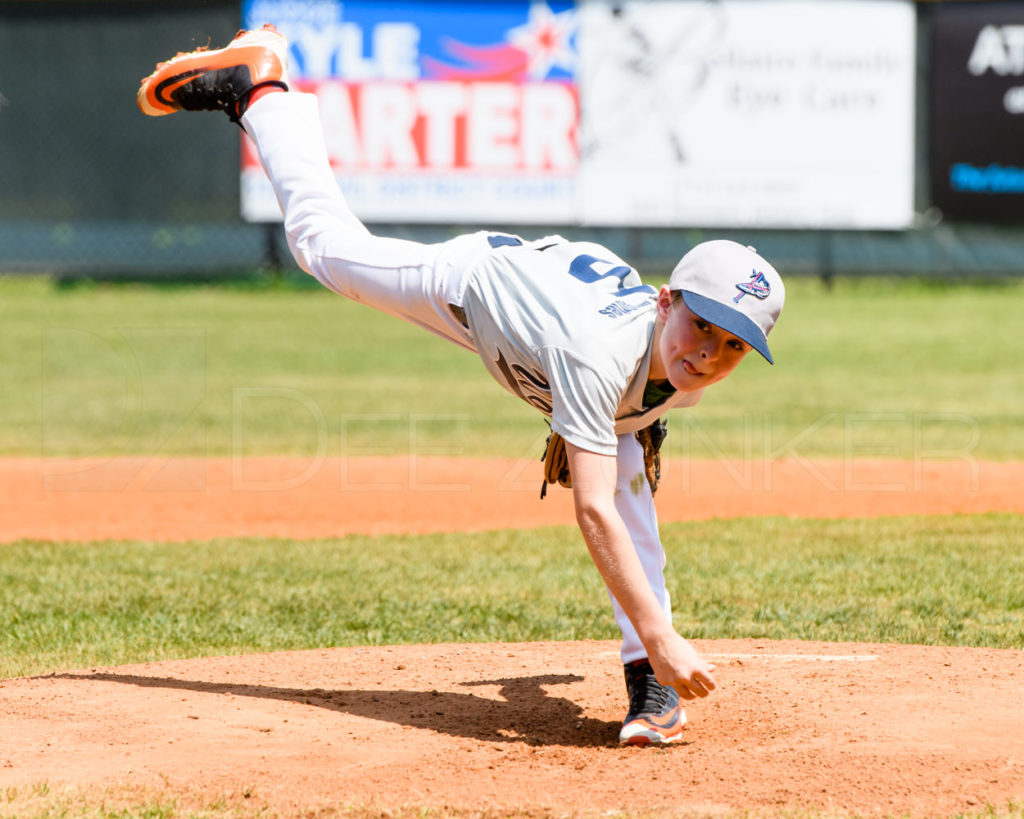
[646,632,717,700]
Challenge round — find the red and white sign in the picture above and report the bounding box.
[242,80,577,172]
[241,0,580,222]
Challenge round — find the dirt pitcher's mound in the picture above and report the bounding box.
[2,640,1022,817]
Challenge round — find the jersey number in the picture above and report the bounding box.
[567,254,656,297]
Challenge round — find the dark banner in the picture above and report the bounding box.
[931,2,1024,223]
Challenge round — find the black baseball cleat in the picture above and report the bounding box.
[618,658,686,746]
[137,24,289,122]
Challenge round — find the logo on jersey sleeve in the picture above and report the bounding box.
[733,270,772,302]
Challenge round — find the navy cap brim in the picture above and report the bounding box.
[680,290,774,364]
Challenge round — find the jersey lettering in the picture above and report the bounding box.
[511,362,549,390]
[494,349,552,414]
[599,299,646,318]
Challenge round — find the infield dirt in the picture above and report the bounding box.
[1,455,1019,542]
[1,455,1022,817]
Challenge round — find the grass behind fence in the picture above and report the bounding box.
[2,514,1021,679]
[1,275,1023,459]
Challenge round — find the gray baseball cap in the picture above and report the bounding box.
[668,240,785,364]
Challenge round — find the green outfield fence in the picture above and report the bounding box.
[2,0,1024,280]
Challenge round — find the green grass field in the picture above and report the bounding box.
[1,273,1022,675]
[2,275,1023,459]
[1,275,1022,819]
[2,514,1022,679]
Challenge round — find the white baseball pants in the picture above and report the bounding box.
[242,91,669,664]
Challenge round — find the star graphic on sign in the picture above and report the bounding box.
[506,2,577,80]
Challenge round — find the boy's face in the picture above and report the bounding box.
[655,286,751,392]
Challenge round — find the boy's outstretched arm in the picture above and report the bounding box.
[565,441,717,701]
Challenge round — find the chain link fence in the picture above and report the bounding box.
[0,0,273,276]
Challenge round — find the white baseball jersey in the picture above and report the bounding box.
[462,235,703,456]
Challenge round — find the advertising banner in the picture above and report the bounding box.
[577,0,915,228]
[931,2,1024,223]
[241,0,916,229]
[241,0,579,222]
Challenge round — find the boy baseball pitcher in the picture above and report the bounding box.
[139,25,785,746]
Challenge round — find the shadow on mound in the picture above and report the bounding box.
[57,671,625,748]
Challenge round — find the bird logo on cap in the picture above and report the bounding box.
[733,270,771,303]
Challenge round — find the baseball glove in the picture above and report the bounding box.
[635,418,668,496]
[539,419,668,499]
[540,428,572,499]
